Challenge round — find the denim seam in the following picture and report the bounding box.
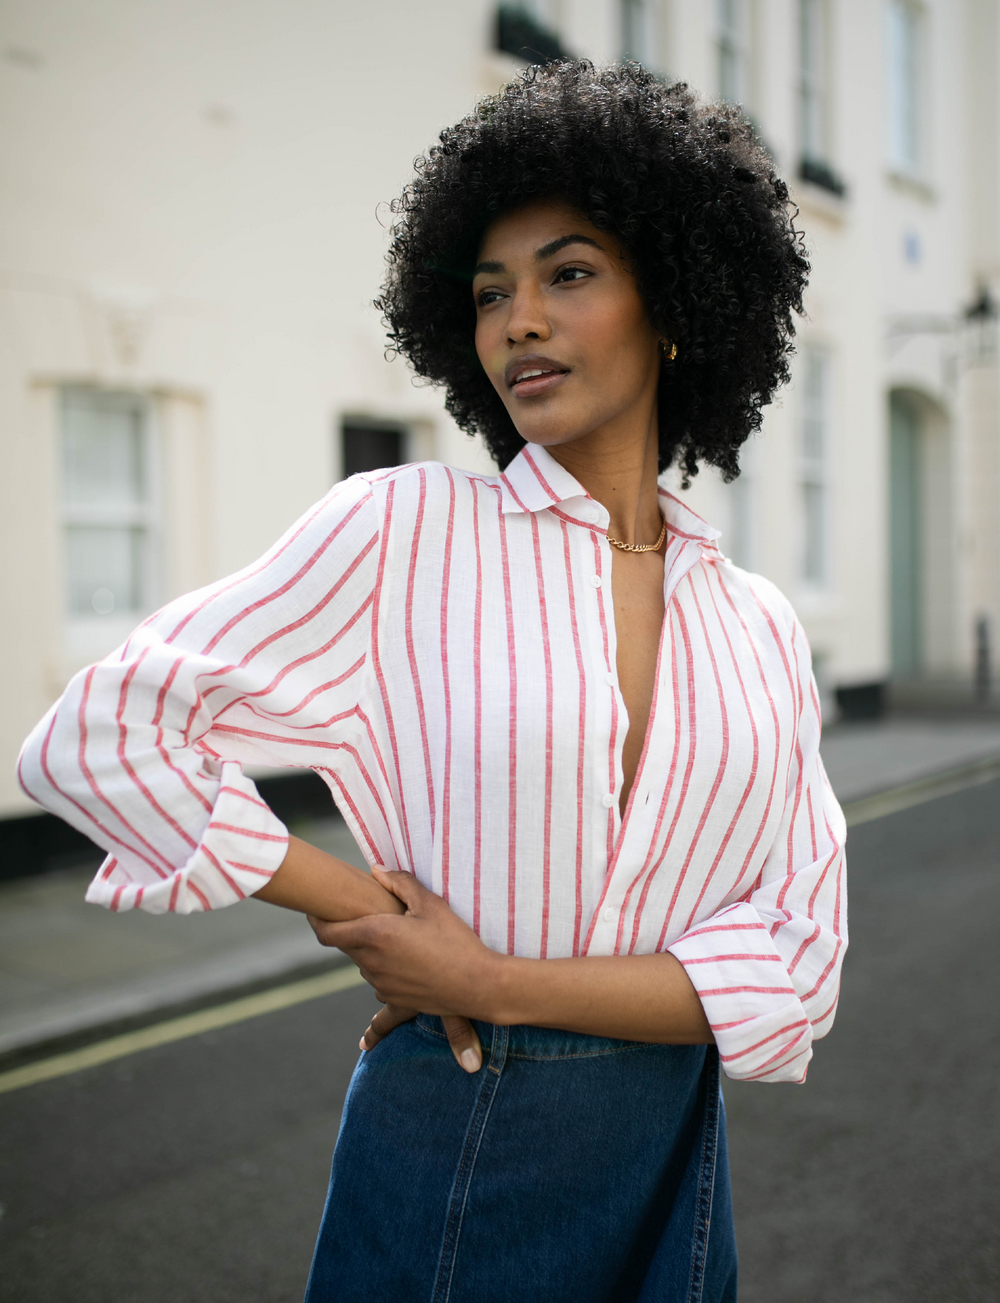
[431,1024,509,1303]
[415,1019,654,1062]
[685,1048,721,1303]
[507,1045,653,1062]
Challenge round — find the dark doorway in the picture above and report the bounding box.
[340,419,406,478]
[889,393,923,677]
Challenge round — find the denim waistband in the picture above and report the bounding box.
[415,1014,675,1062]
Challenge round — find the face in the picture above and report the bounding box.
[473,198,663,454]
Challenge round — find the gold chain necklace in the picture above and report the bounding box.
[606,516,667,554]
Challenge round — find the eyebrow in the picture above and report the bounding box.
[473,233,605,276]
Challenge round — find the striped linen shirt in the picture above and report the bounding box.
[18,444,846,1084]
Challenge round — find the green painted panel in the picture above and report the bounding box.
[889,396,922,676]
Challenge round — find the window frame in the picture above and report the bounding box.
[885,0,926,178]
[59,385,161,662]
[797,348,834,593]
[621,0,657,69]
[717,0,749,105]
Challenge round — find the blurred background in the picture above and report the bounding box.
[1,3,999,1302]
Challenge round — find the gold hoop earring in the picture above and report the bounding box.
[661,339,678,362]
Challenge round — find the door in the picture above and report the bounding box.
[889,394,922,677]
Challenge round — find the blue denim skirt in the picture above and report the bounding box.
[305,1017,738,1302]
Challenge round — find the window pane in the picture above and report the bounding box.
[887,0,919,170]
[802,482,825,583]
[622,0,654,65]
[342,423,404,478]
[800,0,825,159]
[65,525,144,616]
[802,352,826,460]
[62,391,147,508]
[718,0,743,103]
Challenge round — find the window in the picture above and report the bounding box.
[886,0,922,173]
[800,0,827,163]
[60,387,157,624]
[495,3,568,63]
[340,417,407,479]
[798,0,846,195]
[717,0,747,104]
[799,350,830,587]
[621,0,656,68]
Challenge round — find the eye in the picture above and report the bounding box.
[475,288,506,308]
[553,265,592,285]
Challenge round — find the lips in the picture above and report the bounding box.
[505,354,570,393]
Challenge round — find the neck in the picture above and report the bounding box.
[541,411,663,547]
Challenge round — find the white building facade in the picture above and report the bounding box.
[2,0,998,818]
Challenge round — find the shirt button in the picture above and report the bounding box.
[603,906,615,922]
[590,574,602,588]
[586,508,601,524]
[605,671,616,687]
[601,793,615,809]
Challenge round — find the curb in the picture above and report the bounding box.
[841,753,1000,827]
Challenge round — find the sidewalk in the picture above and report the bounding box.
[3,715,1000,1061]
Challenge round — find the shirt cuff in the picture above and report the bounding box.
[84,761,290,914]
[667,902,814,1084]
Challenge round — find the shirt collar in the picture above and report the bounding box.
[499,443,722,553]
[498,444,589,514]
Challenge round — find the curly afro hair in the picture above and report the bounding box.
[376,61,809,480]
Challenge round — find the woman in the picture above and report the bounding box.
[19,63,845,1302]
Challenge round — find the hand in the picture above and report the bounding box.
[357,1002,484,1074]
[309,867,497,1072]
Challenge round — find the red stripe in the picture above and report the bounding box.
[682,953,784,964]
[521,446,563,503]
[471,484,484,933]
[559,519,587,956]
[717,1017,810,1061]
[439,469,457,902]
[613,596,669,953]
[115,647,199,852]
[589,532,618,867]
[196,499,372,656]
[623,606,698,950]
[694,984,796,996]
[496,502,519,955]
[150,654,214,815]
[158,489,352,646]
[318,767,383,864]
[206,823,286,841]
[77,668,175,876]
[529,513,554,958]
[368,480,416,872]
[403,468,437,839]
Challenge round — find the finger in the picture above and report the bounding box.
[360,1003,417,1052]
[441,1015,482,1074]
[307,914,342,947]
[370,866,430,913]
[309,917,383,951]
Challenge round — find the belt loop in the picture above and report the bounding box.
[487,1022,509,1076]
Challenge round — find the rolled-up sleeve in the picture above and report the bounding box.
[17,475,379,914]
[668,618,847,1084]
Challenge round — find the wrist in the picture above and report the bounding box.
[477,952,532,1025]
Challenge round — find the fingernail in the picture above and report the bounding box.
[460,1048,481,1073]
[359,1037,366,1051]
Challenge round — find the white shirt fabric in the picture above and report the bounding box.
[18,444,847,1083]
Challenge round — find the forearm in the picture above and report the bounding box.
[253,836,404,920]
[485,952,714,1044]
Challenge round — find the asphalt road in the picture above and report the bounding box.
[1,779,998,1303]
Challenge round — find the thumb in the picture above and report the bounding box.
[371,865,428,912]
[442,1016,482,1074]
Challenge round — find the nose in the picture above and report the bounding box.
[505,283,551,346]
